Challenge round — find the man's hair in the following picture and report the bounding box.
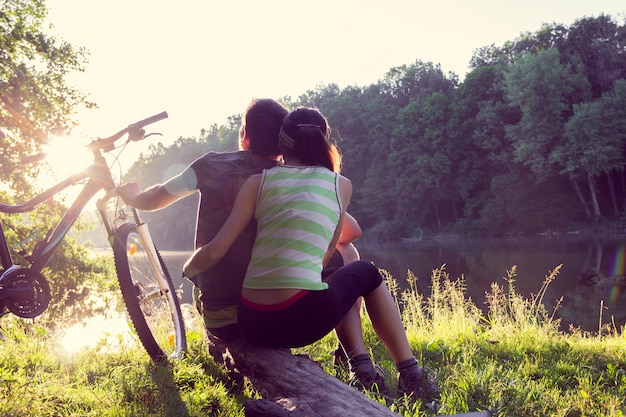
[244,98,289,157]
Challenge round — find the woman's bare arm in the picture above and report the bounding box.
[183,175,260,277]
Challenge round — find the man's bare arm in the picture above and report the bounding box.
[118,170,196,211]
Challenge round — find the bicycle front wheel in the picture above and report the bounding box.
[112,222,187,362]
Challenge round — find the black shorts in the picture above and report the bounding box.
[237,260,382,348]
[201,249,346,342]
[326,249,344,269]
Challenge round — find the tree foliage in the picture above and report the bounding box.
[1,0,94,194]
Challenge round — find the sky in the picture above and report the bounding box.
[44,0,625,160]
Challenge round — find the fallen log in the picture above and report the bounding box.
[205,334,493,417]
[205,333,400,416]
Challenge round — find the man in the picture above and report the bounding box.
[119,98,288,340]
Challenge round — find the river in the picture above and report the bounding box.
[161,235,626,334]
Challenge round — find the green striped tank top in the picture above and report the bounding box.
[243,165,341,290]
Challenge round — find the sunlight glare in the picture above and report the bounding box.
[58,313,135,355]
[42,135,92,182]
[36,135,101,209]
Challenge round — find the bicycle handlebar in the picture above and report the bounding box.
[20,111,169,166]
[87,111,168,152]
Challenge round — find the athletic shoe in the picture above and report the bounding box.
[398,365,441,403]
[349,363,391,396]
[333,347,349,372]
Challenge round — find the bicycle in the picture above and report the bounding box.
[0,112,187,362]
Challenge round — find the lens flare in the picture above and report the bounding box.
[606,243,625,306]
[608,243,626,277]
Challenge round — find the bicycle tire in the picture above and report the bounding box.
[112,222,187,361]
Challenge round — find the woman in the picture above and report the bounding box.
[183,107,440,404]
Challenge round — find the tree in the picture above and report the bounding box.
[559,79,626,218]
[379,59,454,107]
[563,15,626,98]
[0,0,93,193]
[504,48,572,181]
[446,65,504,229]
[353,90,402,230]
[477,16,626,222]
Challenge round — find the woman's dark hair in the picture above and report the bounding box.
[279,107,342,172]
[244,98,289,157]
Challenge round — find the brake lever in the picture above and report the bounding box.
[126,130,162,143]
[143,132,163,140]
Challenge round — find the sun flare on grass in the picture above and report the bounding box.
[58,313,135,355]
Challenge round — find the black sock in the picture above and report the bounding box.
[396,357,418,371]
[349,353,374,374]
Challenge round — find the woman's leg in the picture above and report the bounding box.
[333,301,367,357]
[327,249,366,358]
[326,261,440,402]
[325,261,388,394]
[325,261,413,363]
[363,282,414,363]
[323,261,381,356]
[363,280,441,403]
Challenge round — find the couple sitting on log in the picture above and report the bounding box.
[119,99,440,406]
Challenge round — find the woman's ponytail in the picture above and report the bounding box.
[279,108,342,172]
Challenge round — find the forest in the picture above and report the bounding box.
[123,14,626,249]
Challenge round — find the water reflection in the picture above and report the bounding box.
[357,236,626,333]
[155,240,625,334]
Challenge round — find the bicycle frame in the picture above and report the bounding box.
[0,150,112,273]
[0,111,170,316]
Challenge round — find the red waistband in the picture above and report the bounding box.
[240,290,309,311]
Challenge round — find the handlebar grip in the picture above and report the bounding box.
[133,111,168,129]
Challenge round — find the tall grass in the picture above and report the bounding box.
[299,265,625,416]
[1,265,625,416]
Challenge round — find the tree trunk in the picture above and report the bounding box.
[433,199,442,228]
[587,173,602,217]
[451,197,459,223]
[606,171,619,217]
[571,178,592,218]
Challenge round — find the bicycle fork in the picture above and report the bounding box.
[129,209,170,293]
[96,192,169,294]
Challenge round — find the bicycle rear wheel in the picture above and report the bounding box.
[112,222,186,361]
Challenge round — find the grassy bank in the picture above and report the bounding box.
[0,266,624,417]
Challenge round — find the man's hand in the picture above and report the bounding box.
[117,182,142,207]
[183,250,204,278]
